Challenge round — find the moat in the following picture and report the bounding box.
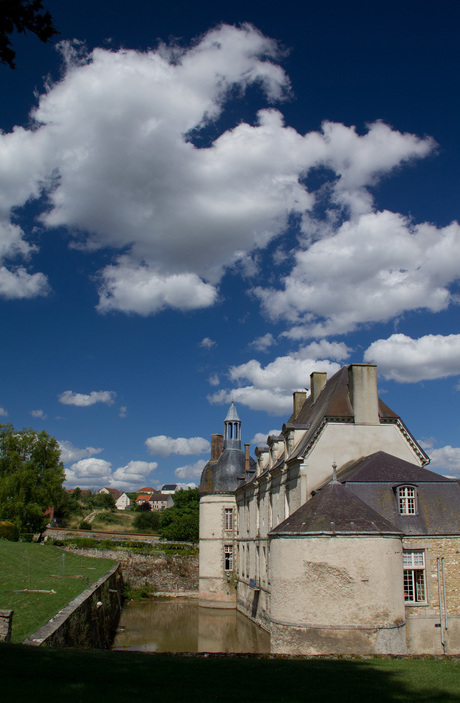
[113,597,270,653]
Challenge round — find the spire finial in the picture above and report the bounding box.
[332,461,338,483]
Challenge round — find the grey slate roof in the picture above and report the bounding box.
[270,481,401,536]
[199,449,255,494]
[285,366,427,464]
[339,451,460,536]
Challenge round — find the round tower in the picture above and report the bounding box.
[199,403,248,608]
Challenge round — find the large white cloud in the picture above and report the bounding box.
[364,333,460,383]
[59,440,103,465]
[256,213,460,338]
[174,459,207,480]
[208,354,340,415]
[111,460,158,491]
[0,24,439,317]
[59,390,116,407]
[426,446,460,477]
[65,458,112,487]
[145,435,211,457]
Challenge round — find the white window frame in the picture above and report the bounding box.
[403,550,426,603]
[398,486,417,515]
[224,508,233,531]
[224,544,233,571]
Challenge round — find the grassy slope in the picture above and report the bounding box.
[0,645,459,703]
[0,541,116,642]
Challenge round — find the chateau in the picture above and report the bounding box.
[199,363,460,655]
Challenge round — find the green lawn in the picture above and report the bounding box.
[0,541,116,642]
[0,645,459,702]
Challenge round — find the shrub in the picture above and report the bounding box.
[70,537,97,548]
[79,520,92,530]
[133,511,161,533]
[0,520,19,541]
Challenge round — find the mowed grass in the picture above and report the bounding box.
[0,645,459,703]
[0,541,116,643]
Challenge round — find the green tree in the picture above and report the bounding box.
[100,492,116,511]
[0,0,58,68]
[133,510,161,533]
[159,488,199,542]
[0,424,67,533]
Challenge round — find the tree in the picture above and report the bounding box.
[133,510,161,533]
[0,0,58,69]
[0,424,67,533]
[159,488,199,542]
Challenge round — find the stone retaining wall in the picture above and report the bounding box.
[0,610,13,642]
[63,547,199,592]
[23,564,123,649]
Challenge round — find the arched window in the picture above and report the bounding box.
[398,485,417,515]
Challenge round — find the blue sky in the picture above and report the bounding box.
[1,0,460,490]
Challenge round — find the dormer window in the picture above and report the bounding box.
[398,485,417,515]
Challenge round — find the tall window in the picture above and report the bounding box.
[398,486,416,515]
[224,544,233,571]
[224,508,233,530]
[403,550,426,603]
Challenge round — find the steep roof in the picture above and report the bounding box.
[270,481,401,536]
[199,449,254,494]
[339,451,460,536]
[287,366,426,464]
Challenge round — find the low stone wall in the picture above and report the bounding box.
[23,564,123,649]
[0,610,13,642]
[63,547,199,592]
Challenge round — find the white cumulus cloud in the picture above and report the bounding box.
[111,460,158,491]
[251,430,281,445]
[59,390,116,407]
[175,459,207,480]
[65,458,112,487]
[256,213,460,338]
[145,435,211,457]
[364,333,460,383]
[58,440,103,465]
[199,337,216,349]
[208,353,340,415]
[0,407,8,417]
[30,409,47,419]
[0,24,442,323]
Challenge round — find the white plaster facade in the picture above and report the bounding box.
[199,363,460,655]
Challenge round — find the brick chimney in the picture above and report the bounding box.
[244,443,250,478]
[210,434,223,461]
[348,364,379,425]
[310,371,327,404]
[292,391,307,420]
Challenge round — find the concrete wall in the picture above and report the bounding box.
[199,494,237,607]
[269,534,406,655]
[23,564,123,649]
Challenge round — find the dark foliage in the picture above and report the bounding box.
[159,488,199,542]
[0,0,58,68]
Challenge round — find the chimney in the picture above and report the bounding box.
[348,364,379,425]
[310,372,327,404]
[210,434,223,461]
[292,391,307,420]
[244,443,250,478]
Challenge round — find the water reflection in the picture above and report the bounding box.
[113,597,270,653]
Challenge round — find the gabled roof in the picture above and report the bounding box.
[286,366,427,464]
[270,481,400,536]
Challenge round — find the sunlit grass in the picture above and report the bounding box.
[0,541,116,642]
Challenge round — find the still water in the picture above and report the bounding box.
[113,597,270,653]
